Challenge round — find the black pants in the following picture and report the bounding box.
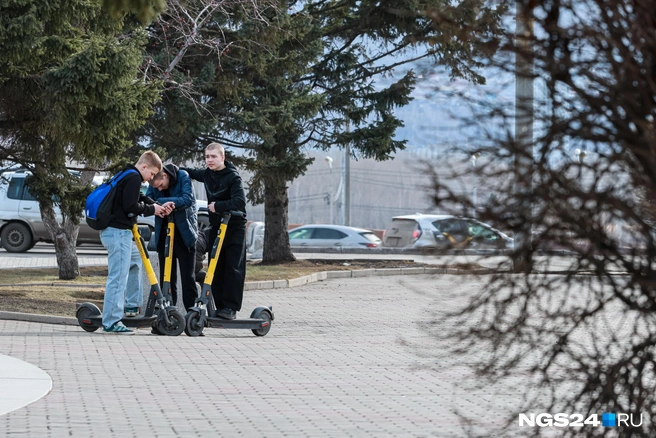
[158,231,197,311]
[208,223,246,312]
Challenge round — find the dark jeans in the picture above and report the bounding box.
[208,223,246,312]
[158,231,197,310]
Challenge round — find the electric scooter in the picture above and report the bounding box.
[149,221,183,335]
[184,211,274,337]
[75,224,186,335]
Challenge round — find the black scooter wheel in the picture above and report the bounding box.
[252,311,272,337]
[157,309,185,336]
[184,311,205,337]
[76,304,100,332]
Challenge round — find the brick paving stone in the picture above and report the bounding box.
[0,274,564,437]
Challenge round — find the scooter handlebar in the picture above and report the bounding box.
[219,210,244,218]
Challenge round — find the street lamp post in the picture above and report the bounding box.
[471,153,480,218]
[325,156,334,224]
[513,0,535,272]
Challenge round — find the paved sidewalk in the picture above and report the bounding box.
[0,274,521,437]
[0,254,109,270]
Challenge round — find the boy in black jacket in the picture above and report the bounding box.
[182,143,247,320]
[100,151,172,334]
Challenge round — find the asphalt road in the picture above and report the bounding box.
[0,242,594,273]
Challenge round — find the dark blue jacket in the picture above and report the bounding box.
[146,164,198,249]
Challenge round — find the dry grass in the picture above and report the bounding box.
[0,266,108,285]
[0,259,449,317]
[0,259,434,285]
[0,285,104,317]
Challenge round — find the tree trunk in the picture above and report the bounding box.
[40,204,80,280]
[262,174,296,263]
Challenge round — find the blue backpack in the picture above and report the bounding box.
[85,169,138,230]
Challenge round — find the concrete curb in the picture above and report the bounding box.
[0,267,491,326]
[243,267,492,290]
[0,311,77,326]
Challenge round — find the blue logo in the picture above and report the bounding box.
[602,413,616,427]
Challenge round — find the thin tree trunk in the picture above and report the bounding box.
[262,174,295,263]
[40,204,80,280]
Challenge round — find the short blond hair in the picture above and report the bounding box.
[136,150,162,171]
[206,142,225,157]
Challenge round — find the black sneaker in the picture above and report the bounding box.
[216,308,236,320]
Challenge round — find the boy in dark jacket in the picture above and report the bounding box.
[182,143,247,320]
[100,151,171,334]
[146,163,199,310]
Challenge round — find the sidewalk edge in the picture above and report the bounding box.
[244,267,491,290]
[0,311,77,326]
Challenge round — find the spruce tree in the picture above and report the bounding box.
[0,0,159,278]
[141,0,506,262]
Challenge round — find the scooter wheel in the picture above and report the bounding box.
[76,304,100,332]
[156,309,185,336]
[151,323,164,335]
[252,311,272,337]
[184,311,205,337]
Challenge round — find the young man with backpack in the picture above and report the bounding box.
[99,151,172,334]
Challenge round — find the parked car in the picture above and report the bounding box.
[382,214,513,250]
[288,224,381,248]
[246,221,265,256]
[0,170,208,252]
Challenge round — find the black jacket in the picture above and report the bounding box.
[107,164,156,230]
[182,162,247,226]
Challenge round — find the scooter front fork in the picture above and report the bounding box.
[187,304,208,331]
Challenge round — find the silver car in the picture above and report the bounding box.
[288,224,381,248]
[0,170,208,252]
[382,214,513,249]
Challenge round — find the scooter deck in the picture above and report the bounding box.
[85,315,157,328]
[207,317,270,330]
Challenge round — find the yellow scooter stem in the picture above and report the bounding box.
[199,219,228,303]
[131,224,158,288]
[161,222,175,298]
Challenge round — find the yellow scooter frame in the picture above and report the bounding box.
[75,224,186,335]
[184,211,274,337]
